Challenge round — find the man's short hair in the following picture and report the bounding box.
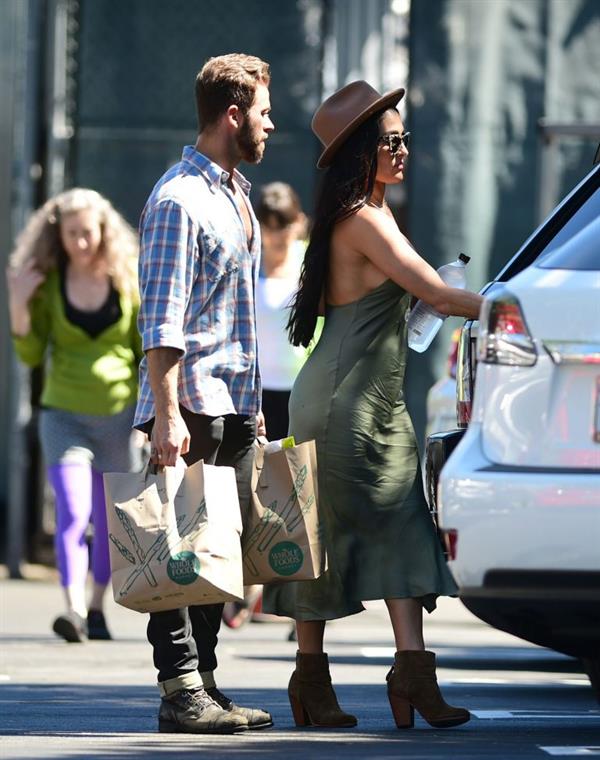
[195,53,271,131]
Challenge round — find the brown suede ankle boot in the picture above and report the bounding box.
[288,651,357,728]
[386,650,470,729]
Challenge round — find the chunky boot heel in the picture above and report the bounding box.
[288,651,357,728]
[288,693,309,727]
[388,693,414,728]
[387,650,470,729]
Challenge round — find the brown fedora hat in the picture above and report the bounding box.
[312,80,405,169]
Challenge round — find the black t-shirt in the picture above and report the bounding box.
[59,266,122,338]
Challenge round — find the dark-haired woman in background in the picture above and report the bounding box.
[263,82,482,730]
[255,181,308,441]
[223,182,308,630]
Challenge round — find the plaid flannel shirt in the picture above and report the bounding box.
[134,146,261,427]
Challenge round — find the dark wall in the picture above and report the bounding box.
[405,0,600,443]
[73,0,325,225]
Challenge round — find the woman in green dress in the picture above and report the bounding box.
[262,81,483,729]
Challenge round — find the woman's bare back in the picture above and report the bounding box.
[327,204,402,306]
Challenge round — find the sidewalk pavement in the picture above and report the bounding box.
[0,573,584,759]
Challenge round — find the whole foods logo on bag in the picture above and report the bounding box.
[167,552,201,585]
[268,541,304,576]
[110,501,208,597]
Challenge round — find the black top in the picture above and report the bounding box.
[59,266,122,338]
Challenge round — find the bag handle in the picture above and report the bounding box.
[254,436,294,488]
[254,437,269,488]
[146,461,162,477]
[145,457,186,477]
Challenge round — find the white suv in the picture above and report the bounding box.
[426,157,600,696]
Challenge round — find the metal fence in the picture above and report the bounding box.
[67,0,325,224]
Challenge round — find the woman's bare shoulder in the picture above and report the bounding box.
[337,204,387,235]
[336,204,401,249]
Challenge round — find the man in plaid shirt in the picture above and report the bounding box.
[135,53,274,734]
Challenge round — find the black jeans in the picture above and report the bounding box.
[261,389,291,442]
[141,408,256,682]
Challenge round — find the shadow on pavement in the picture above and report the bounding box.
[242,646,583,673]
[2,682,599,759]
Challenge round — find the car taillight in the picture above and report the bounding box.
[457,400,471,427]
[477,290,537,366]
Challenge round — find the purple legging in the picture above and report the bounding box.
[48,463,111,588]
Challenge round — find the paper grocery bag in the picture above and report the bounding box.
[103,460,244,613]
[242,439,325,584]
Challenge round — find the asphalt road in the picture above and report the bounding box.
[1,573,598,759]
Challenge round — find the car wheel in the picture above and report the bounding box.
[581,657,600,703]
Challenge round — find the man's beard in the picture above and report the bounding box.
[237,117,265,164]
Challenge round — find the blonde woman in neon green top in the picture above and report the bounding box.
[7,188,142,643]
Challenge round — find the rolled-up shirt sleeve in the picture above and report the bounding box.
[137,199,198,355]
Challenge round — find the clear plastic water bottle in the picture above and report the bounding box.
[407,253,471,353]
[262,436,296,455]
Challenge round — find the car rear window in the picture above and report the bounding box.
[497,167,599,282]
[536,217,600,270]
[534,184,600,271]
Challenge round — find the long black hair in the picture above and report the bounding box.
[287,110,385,347]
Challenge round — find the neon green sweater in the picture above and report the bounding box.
[12,269,142,416]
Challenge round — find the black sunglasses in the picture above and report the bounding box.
[377,131,410,155]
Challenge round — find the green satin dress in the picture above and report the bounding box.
[262,279,457,621]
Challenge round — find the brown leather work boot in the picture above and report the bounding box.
[386,650,470,729]
[288,651,357,728]
[205,686,273,729]
[158,687,248,734]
